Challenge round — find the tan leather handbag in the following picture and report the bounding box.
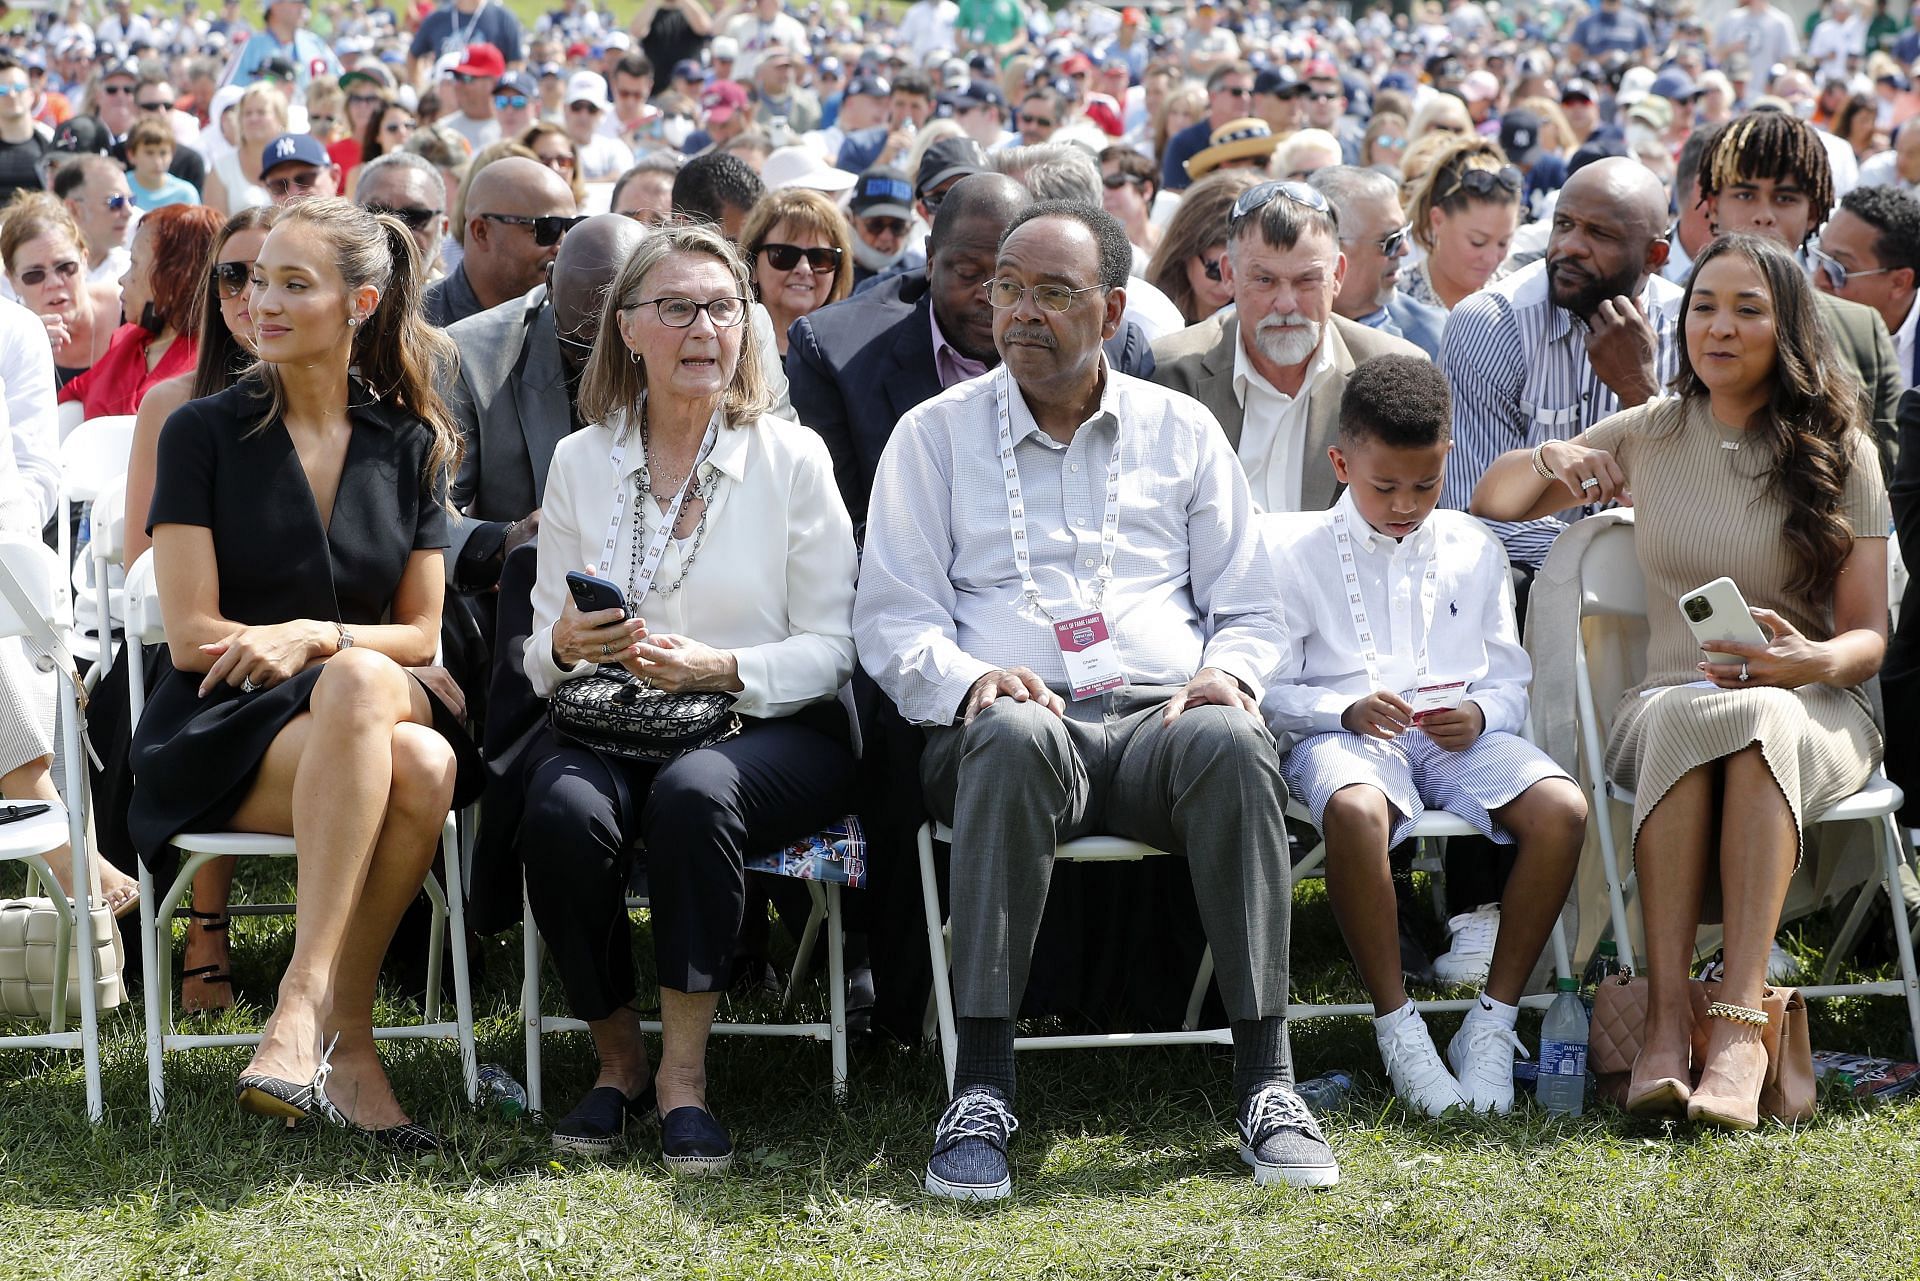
[1590,973,1815,1122]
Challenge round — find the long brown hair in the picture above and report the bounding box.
[1673,233,1864,597]
[1145,169,1261,324]
[190,205,276,399]
[245,198,462,503]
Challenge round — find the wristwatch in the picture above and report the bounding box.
[336,624,355,652]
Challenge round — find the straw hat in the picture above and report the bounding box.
[1185,117,1278,179]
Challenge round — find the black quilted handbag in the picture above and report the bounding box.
[549,664,742,762]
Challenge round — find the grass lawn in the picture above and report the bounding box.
[4,870,1920,1279]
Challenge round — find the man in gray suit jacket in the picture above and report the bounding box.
[1150,179,1422,513]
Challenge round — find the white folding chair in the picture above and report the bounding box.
[56,402,84,443]
[1566,516,1920,1051]
[71,475,126,677]
[55,416,136,578]
[122,551,477,1120]
[0,538,106,1121]
[917,822,1227,1095]
[520,836,853,1111]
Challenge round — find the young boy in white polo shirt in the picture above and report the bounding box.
[1262,355,1589,1116]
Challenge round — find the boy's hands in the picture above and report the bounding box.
[1419,701,1485,752]
[1341,690,1412,740]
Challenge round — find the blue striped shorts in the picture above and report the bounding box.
[1283,729,1570,848]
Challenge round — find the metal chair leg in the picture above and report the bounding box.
[522,875,546,1117]
[825,882,847,1101]
[917,823,957,1095]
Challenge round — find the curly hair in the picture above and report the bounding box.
[1695,110,1835,247]
[138,203,225,334]
[1339,354,1452,448]
[1673,234,1864,597]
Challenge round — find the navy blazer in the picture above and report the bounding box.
[785,269,1157,526]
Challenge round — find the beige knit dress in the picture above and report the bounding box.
[1586,396,1888,866]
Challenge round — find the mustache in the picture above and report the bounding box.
[1256,314,1315,333]
[1002,326,1056,348]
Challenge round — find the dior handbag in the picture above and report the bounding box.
[1589,972,1815,1121]
[0,896,125,1021]
[549,664,742,763]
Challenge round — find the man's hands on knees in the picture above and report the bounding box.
[1418,701,1485,752]
[1162,667,1258,725]
[961,667,1065,725]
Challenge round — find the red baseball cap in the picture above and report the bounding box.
[454,42,506,78]
[1302,57,1340,82]
[701,80,749,124]
[1059,52,1094,77]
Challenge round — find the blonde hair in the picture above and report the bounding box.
[239,81,291,140]
[246,198,462,506]
[1407,94,1473,147]
[0,191,89,273]
[1407,134,1518,253]
[578,221,771,430]
[1153,85,1207,169]
[304,78,346,141]
[1515,96,1575,153]
[739,188,855,307]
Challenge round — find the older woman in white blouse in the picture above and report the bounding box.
[519,222,857,1172]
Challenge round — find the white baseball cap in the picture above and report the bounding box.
[762,144,859,194]
[566,70,611,111]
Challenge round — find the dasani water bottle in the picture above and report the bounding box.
[1536,977,1589,1116]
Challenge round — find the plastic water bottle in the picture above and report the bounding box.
[1536,977,1590,1116]
[476,1064,528,1119]
[1293,1072,1353,1113]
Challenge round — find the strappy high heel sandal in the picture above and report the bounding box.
[181,908,234,1014]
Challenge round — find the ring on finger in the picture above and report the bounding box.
[240,676,258,693]
[1580,476,1601,492]
[600,641,612,657]
[1740,662,1751,682]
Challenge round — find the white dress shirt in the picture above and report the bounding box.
[1233,324,1335,514]
[1259,492,1532,751]
[1895,295,1918,389]
[854,364,1286,726]
[1857,150,1913,193]
[0,299,59,535]
[526,407,858,720]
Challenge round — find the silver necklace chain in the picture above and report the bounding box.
[626,412,715,606]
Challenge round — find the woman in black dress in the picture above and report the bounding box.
[132,198,475,1149]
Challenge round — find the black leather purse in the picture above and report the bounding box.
[549,664,742,763]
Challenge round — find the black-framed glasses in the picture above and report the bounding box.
[364,202,440,230]
[211,259,254,299]
[984,277,1108,312]
[1441,165,1524,200]
[348,92,385,108]
[1229,179,1333,231]
[759,242,842,272]
[1200,252,1223,283]
[477,212,583,246]
[625,294,749,327]
[16,259,81,287]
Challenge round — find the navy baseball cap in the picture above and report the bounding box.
[846,74,891,98]
[260,131,330,179]
[953,81,1006,110]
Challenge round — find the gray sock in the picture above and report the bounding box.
[1232,1017,1291,1101]
[953,1017,1016,1100]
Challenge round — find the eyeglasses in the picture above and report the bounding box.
[1372,134,1405,149]
[138,98,175,111]
[477,212,583,246]
[567,100,603,112]
[1019,113,1053,128]
[99,193,131,212]
[1305,90,1341,102]
[1102,172,1145,190]
[364,202,440,230]
[1229,179,1333,231]
[451,71,490,84]
[16,260,81,287]
[348,92,385,108]
[1344,223,1412,258]
[1216,85,1252,98]
[101,83,136,96]
[0,85,24,98]
[211,259,254,299]
[382,117,416,135]
[1441,165,1524,199]
[984,277,1108,312]
[264,168,324,198]
[625,294,749,327]
[536,150,575,170]
[759,242,842,272]
[860,215,908,238]
[495,93,530,109]
[1809,246,1892,291]
[308,114,336,128]
[1200,252,1223,283]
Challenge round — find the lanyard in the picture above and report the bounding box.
[994,366,1123,622]
[452,0,490,49]
[596,409,720,608]
[1331,507,1438,691]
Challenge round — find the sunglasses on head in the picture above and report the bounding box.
[760,242,842,272]
[1229,179,1333,231]
[17,259,81,287]
[211,259,253,299]
[364,202,440,230]
[478,212,583,246]
[1442,164,1524,199]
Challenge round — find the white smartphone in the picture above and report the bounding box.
[1679,577,1770,666]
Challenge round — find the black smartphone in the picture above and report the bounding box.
[565,570,629,618]
[0,802,51,825]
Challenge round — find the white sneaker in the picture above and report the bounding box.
[1376,1008,1469,1117]
[1447,1014,1529,1115]
[1431,905,1501,986]
[1767,941,1798,984]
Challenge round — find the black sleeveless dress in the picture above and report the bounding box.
[128,377,483,866]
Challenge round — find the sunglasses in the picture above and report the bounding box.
[16,259,81,287]
[760,242,842,272]
[1229,179,1332,230]
[101,83,136,96]
[537,150,575,169]
[348,92,385,108]
[494,93,530,109]
[211,259,254,299]
[308,114,336,128]
[1020,113,1053,127]
[264,169,324,198]
[364,202,440,230]
[1347,223,1412,258]
[382,117,416,135]
[984,277,1108,313]
[1442,165,1524,199]
[860,216,908,238]
[477,212,583,246]
[1217,85,1252,98]
[1305,90,1341,102]
[1200,251,1224,283]
[451,71,490,84]
[1809,246,1892,292]
[1372,134,1405,149]
[100,193,131,212]
[138,98,175,111]
[1102,172,1145,190]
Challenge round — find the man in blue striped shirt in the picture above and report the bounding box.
[1439,158,1681,570]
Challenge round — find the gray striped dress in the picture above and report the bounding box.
[1587,397,1887,867]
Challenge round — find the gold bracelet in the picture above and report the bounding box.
[1530,442,1556,479]
[1706,1001,1769,1026]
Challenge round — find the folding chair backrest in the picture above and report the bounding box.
[88,477,127,570]
[58,417,137,505]
[123,550,164,647]
[1577,518,1647,620]
[57,401,84,443]
[0,539,67,642]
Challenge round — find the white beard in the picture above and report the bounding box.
[1253,315,1322,366]
[852,235,907,273]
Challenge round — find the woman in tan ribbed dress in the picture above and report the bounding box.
[1473,234,1889,1131]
